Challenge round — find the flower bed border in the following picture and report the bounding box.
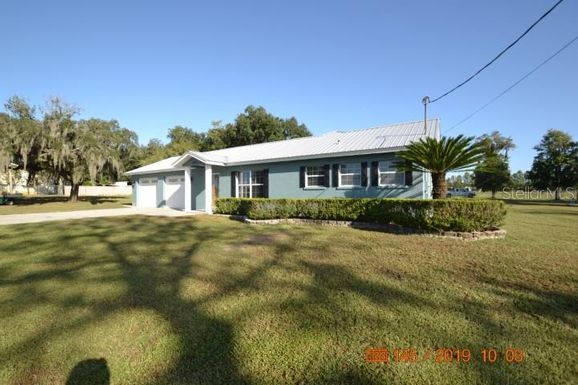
[224,215,506,240]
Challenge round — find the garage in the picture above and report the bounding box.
[165,176,185,210]
[137,177,158,208]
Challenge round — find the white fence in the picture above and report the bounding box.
[37,185,60,195]
[1,184,132,196]
[63,185,132,196]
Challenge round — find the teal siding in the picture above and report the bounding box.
[214,153,426,199]
[191,168,205,210]
[219,171,232,200]
[131,152,428,209]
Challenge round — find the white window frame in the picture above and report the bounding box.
[338,163,362,187]
[305,166,326,188]
[166,177,183,184]
[140,178,157,185]
[378,160,406,187]
[237,170,265,198]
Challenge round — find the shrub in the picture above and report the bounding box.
[426,200,507,232]
[215,198,506,232]
[213,198,245,215]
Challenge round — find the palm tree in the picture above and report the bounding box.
[398,135,486,199]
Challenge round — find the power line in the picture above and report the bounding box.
[430,0,566,104]
[445,36,578,133]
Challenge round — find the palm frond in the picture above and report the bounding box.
[397,135,485,173]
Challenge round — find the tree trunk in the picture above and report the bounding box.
[555,167,562,201]
[491,189,496,199]
[431,172,447,199]
[57,177,63,195]
[26,171,36,187]
[8,168,13,194]
[555,187,561,201]
[69,183,80,202]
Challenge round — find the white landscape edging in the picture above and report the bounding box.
[225,215,506,240]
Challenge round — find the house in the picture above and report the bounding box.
[125,119,440,213]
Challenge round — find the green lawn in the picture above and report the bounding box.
[475,189,577,201]
[0,196,131,215]
[0,202,576,384]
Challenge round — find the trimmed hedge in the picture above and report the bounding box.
[215,198,507,232]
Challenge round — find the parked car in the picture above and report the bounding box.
[0,192,15,205]
[447,187,476,198]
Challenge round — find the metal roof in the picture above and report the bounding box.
[125,156,182,176]
[126,119,439,175]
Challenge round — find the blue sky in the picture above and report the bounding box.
[2,0,577,172]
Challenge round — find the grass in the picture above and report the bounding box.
[0,202,576,384]
[0,196,131,215]
[475,189,577,201]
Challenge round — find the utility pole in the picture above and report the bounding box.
[421,96,430,134]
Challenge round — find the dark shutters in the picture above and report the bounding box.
[371,161,379,186]
[263,169,269,197]
[361,162,368,186]
[405,171,413,186]
[405,161,413,186]
[323,164,330,187]
[231,171,238,197]
[332,164,339,187]
[299,166,306,188]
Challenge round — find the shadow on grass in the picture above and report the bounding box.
[514,210,578,216]
[0,217,285,384]
[481,276,578,329]
[66,358,110,385]
[0,216,573,384]
[502,199,577,207]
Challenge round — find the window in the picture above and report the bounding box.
[166,177,185,184]
[237,170,266,198]
[140,178,157,185]
[378,161,405,186]
[339,163,362,187]
[306,166,326,187]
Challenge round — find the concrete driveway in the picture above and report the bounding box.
[0,207,204,226]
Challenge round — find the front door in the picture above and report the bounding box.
[212,174,220,206]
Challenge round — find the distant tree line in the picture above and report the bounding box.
[2,95,575,202]
[445,129,578,200]
[140,105,311,165]
[0,96,310,201]
[527,129,578,200]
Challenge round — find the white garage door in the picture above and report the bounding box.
[138,178,158,208]
[166,176,185,210]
